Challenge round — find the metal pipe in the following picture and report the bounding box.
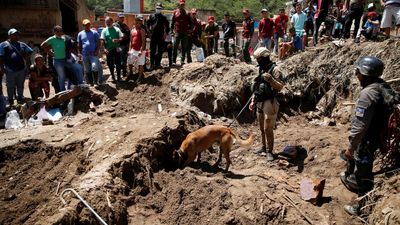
[60,188,108,225]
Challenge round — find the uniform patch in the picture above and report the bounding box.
[355,107,365,117]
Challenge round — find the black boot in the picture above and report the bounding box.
[86,73,93,86]
[93,72,99,85]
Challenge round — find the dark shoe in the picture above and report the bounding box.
[340,173,359,192]
[354,37,360,43]
[136,76,142,84]
[266,151,274,161]
[344,204,360,216]
[340,150,348,161]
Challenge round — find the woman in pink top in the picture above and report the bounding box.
[129,16,146,83]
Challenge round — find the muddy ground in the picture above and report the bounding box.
[0,39,399,225]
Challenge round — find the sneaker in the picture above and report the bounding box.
[340,173,359,192]
[266,151,274,161]
[354,37,360,43]
[344,204,360,216]
[254,148,266,155]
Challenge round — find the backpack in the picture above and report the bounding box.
[379,84,400,169]
[252,64,276,102]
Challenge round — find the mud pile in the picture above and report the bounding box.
[167,55,257,119]
[275,39,400,122]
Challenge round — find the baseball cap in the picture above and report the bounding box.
[156,3,163,9]
[367,12,377,18]
[136,15,144,21]
[367,3,374,9]
[8,28,18,36]
[261,9,268,13]
[82,19,91,25]
[34,54,44,60]
[224,12,230,17]
[117,12,125,18]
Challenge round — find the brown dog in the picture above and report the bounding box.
[173,125,254,171]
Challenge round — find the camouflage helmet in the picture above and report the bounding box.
[253,47,270,59]
[354,56,384,77]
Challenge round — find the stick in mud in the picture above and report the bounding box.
[283,194,314,225]
[86,142,96,159]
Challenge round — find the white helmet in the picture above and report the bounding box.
[253,47,270,59]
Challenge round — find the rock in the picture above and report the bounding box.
[300,177,326,205]
[111,101,119,107]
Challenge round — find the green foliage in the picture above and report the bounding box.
[86,0,288,20]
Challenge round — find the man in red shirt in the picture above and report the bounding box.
[171,0,192,65]
[273,8,288,55]
[187,8,202,63]
[242,9,254,64]
[258,8,274,50]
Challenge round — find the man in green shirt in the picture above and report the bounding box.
[41,25,83,91]
[100,17,123,81]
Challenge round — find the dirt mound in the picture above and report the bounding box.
[275,39,400,122]
[167,55,257,120]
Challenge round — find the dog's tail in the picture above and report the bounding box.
[230,130,254,148]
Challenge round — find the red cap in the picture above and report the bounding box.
[191,8,197,14]
[208,16,214,22]
[179,0,185,5]
[367,12,377,18]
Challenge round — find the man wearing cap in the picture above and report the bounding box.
[77,19,102,86]
[41,25,83,91]
[242,9,255,64]
[0,28,32,106]
[129,16,146,83]
[340,56,394,216]
[100,17,124,81]
[186,8,203,63]
[114,13,131,78]
[354,3,380,43]
[205,16,219,56]
[147,3,170,69]
[28,54,52,100]
[249,47,284,161]
[222,12,237,57]
[171,0,192,65]
[380,0,400,38]
[258,9,274,50]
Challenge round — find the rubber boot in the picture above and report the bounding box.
[266,130,274,161]
[93,72,99,85]
[86,73,93,86]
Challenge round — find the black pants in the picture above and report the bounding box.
[186,37,202,63]
[165,41,173,67]
[343,4,364,39]
[313,12,327,45]
[150,37,164,68]
[223,38,235,57]
[120,45,129,76]
[106,48,121,80]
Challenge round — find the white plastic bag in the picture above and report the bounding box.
[5,110,23,129]
[196,47,205,62]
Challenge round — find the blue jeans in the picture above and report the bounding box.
[53,59,83,91]
[273,33,282,54]
[261,37,272,51]
[5,69,25,103]
[82,55,103,83]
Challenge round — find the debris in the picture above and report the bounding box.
[3,193,16,201]
[158,103,163,112]
[111,101,119,107]
[278,159,290,167]
[47,108,62,121]
[279,145,298,159]
[283,194,314,224]
[300,178,326,205]
[86,142,96,159]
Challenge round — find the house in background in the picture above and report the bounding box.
[0,0,93,43]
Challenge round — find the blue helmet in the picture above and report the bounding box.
[354,56,384,77]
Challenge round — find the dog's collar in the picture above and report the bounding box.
[177,149,186,158]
